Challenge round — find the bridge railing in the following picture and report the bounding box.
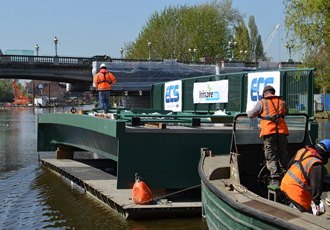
[0,55,231,67]
[0,55,258,68]
[0,55,92,66]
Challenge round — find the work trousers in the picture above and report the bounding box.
[99,90,110,109]
[263,133,289,179]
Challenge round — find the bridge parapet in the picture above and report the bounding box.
[0,55,92,66]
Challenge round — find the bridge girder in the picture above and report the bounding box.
[0,63,93,83]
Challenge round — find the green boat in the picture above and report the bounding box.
[198,114,330,230]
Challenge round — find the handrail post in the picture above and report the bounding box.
[54,57,59,65]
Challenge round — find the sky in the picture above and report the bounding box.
[0,0,299,63]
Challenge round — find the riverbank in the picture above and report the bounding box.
[314,112,330,119]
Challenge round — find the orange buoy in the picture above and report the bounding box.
[132,173,152,205]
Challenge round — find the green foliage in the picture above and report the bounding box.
[283,0,330,52]
[0,79,13,101]
[248,15,258,61]
[255,35,266,60]
[235,19,251,61]
[302,48,330,112]
[124,1,245,61]
[284,0,330,96]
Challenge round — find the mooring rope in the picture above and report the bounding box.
[122,184,201,208]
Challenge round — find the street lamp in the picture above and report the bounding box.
[35,44,39,56]
[189,48,197,62]
[240,50,248,61]
[120,48,124,59]
[54,36,58,57]
[285,42,294,62]
[228,41,238,62]
[148,42,152,61]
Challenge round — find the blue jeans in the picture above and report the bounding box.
[99,90,110,109]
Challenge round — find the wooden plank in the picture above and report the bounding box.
[144,123,166,129]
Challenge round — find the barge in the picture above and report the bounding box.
[37,68,319,219]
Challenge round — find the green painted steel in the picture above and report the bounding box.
[38,113,233,189]
[117,131,232,189]
[152,68,315,118]
[38,113,125,161]
[202,183,286,230]
[37,68,317,191]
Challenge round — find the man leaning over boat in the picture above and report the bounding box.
[281,139,330,215]
[247,85,289,187]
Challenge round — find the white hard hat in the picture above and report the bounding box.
[100,63,107,69]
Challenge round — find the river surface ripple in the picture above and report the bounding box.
[0,107,207,230]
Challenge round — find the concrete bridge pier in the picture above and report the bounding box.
[56,144,74,159]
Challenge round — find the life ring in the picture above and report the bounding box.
[71,107,77,114]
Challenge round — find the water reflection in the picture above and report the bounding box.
[0,106,208,229]
[316,118,330,141]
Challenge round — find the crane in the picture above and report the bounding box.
[11,79,30,104]
[263,24,281,53]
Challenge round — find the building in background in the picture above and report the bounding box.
[26,80,66,99]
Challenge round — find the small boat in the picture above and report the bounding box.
[198,114,330,230]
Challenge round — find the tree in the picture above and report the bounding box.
[283,0,330,52]
[248,15,258,61]
[284,0,330,112]
[303,48,330,117]
[255,35,266,61]
[124,1,244,61]
[235,19,251,61]
[0,79,13,102]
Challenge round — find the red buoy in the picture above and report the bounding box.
[132,173,152,205]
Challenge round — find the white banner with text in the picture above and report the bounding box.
[247,71,281,111]
[193,80,228,104]
[164,80,182,112]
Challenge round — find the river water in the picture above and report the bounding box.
[0,106,208,230]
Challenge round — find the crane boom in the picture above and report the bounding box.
[263,24,281,53]
[11,79,30,104]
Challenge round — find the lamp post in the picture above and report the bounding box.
[228,41,238,62]
[285,42,294,62]
[148,42,152,61]
[189,48,197,62]
[54,36,58,57]
[120,47,124,59]
[240,50,248,61]
[35,44,39,56]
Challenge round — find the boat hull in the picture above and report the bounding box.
[201,181,290,230]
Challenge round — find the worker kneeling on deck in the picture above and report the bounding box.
[281,139,330,215]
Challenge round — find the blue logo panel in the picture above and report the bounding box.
[165,84,180,103]
[250,77,274,101]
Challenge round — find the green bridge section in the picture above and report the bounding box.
[37,68,318,190]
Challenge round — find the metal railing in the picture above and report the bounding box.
[152,68,315,118]
[0,55,258,68]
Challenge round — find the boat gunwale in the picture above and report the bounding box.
[198,153,305,230]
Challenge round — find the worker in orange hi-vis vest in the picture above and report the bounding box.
[94,63,116,109]
[247,85,289,187]
[281,139,330,215]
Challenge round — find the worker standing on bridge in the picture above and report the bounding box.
[247,85,289,187]
[94,63,116,109]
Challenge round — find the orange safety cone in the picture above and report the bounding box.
[132,173,152,205]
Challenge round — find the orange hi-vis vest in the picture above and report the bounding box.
[259,96,288,137]
[94,70,116,91]
[280,148,322,210]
